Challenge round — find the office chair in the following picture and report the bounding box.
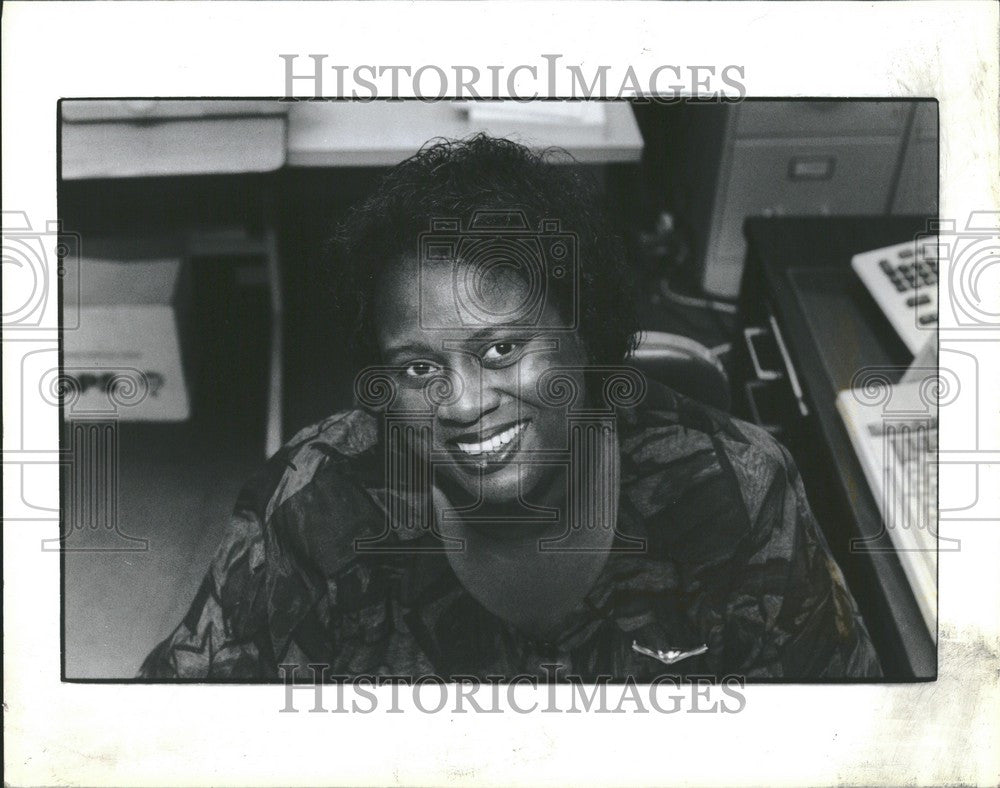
[627,330,731,412]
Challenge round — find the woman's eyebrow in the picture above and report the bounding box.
[384,323,541,359]
[381,342,434,361]
[462,323,534,344]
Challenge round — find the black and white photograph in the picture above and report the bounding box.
[57,97,939,683]
[3,2,998,786]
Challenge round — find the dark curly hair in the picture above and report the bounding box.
[329,133,638,370]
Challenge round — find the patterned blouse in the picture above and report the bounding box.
[140,383,882,681]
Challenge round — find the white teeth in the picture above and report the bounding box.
[456,422,526,456]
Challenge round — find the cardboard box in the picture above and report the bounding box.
[62,237,191,421]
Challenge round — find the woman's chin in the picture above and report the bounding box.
[450,462,553,507]
[477,466,529,504]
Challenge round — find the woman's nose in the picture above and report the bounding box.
[435,365,501,427]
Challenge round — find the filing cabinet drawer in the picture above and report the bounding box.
[734,101,910,138]
[892,138,937,215]
[711,136,902,261]
[911,101,938,142]
[891,101,936,215]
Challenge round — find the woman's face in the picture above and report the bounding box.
[374,257,587,506]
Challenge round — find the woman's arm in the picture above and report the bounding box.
[138,411,380,680]
[139,494,272,679]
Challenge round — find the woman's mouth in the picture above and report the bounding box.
[449,420,530,471]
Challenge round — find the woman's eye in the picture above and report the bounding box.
[482,342,520,363]
[404,361,440,378]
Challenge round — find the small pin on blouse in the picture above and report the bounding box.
[632,640,709,666]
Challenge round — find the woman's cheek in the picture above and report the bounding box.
[516,347,587,410]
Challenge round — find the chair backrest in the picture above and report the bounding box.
[627,330,731,412]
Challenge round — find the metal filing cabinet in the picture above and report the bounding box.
[674,100,937,298]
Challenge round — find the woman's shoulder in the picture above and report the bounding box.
[283,408,381,460]
[140,410,389,678]
[618,383,797,559]
[234,409,389,572]
[620,382,790,481]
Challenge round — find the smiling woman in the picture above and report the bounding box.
[141,135,881,681]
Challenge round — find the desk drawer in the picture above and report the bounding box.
[734,101,910,138]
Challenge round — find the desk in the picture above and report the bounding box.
[60,100,643,176]
[286,101,644,166]
[739,216,936,680]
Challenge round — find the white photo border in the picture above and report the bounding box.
[3,1,999,785]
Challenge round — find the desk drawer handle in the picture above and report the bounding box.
[743,380,783,434]
[767,314,809,418]
[743,327,782,382]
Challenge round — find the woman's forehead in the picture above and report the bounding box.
[376,256,556,334]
